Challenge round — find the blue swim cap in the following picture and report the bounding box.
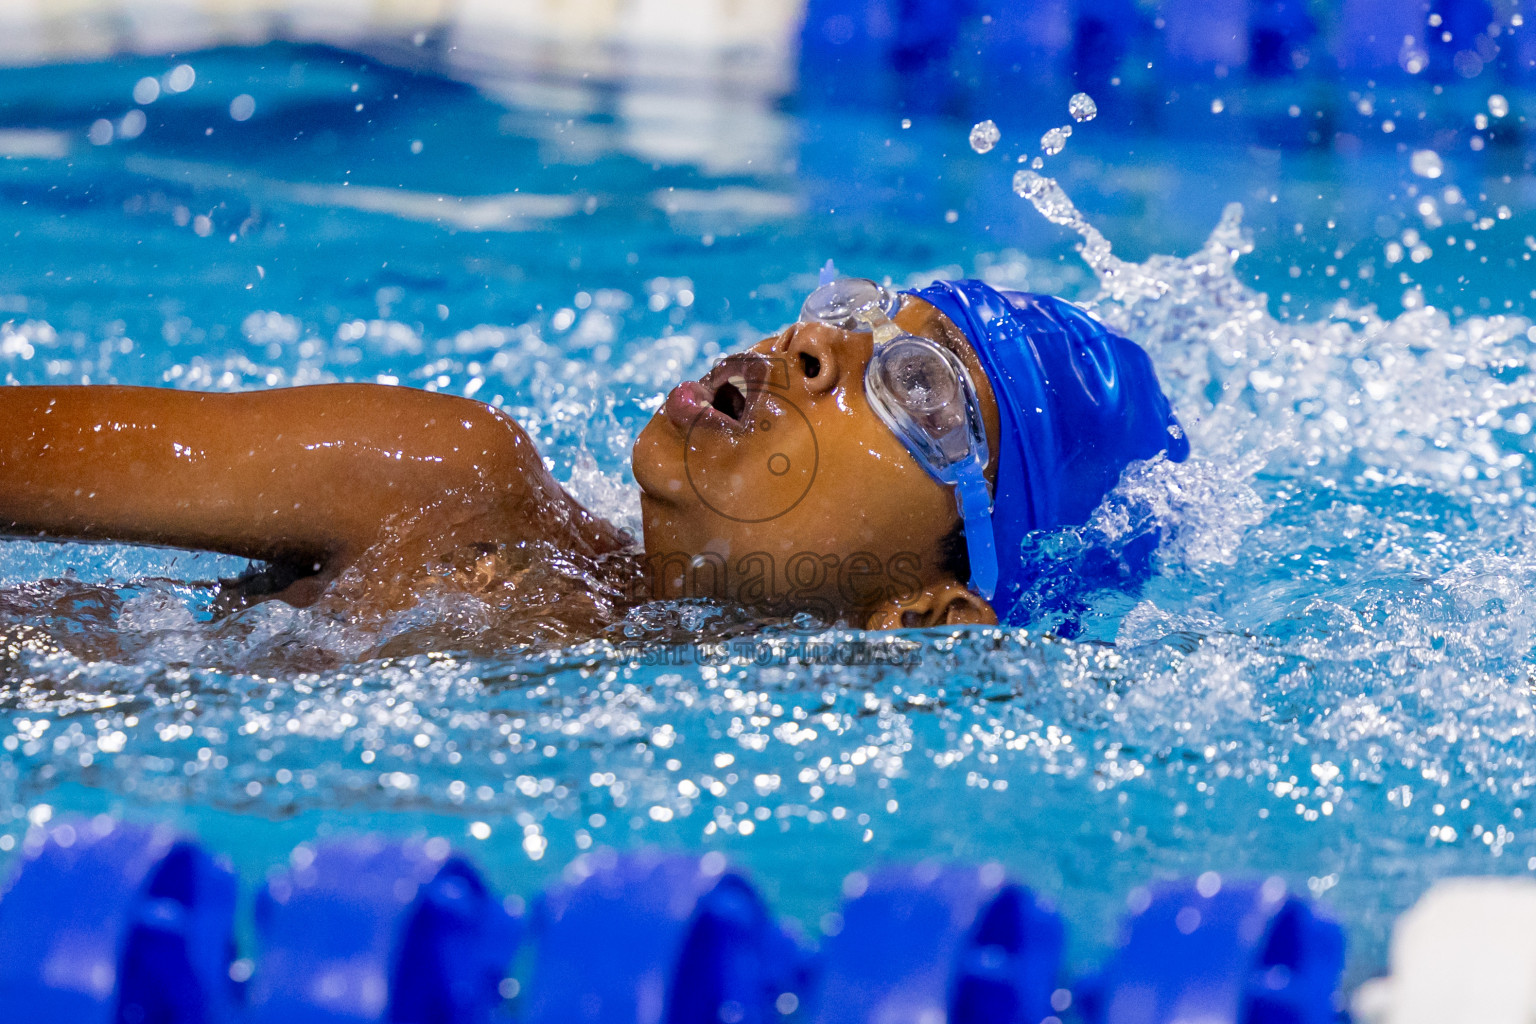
[904,279,1190,625]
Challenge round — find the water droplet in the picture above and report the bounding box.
[1211,98,1225,114]
[132,77,160,105]
[164,64,196,94]
[1410,150,1443,179]
[969,119,1000,154]
[1068,92,1098,122]
[1488,94,1509,118]
[229,94,256,122]
[118,109,146,140]
[1040,125,1073,155]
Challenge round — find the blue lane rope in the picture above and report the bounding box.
[249,836,519,1024]
[807,863,1062,1024]
[1076,877,1345,1024]
[0,819,240,1024]
[796,0,1534,115]
[0,818,1346,1024]
[524,848,807,1024]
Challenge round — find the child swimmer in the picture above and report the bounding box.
[0,273,1187,638]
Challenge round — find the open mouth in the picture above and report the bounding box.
[662,354,772,433]
[710,379,748,422]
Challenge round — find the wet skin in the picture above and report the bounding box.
[0,297,999,629]
[0,385,625,610]
[635,295,1001,627]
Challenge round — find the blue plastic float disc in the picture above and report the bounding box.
[522,849,806,1024]
[248,836,520,1024]
[806,863,1063,1024]
[1078,875,1345,1024]
[0,817,239,1024]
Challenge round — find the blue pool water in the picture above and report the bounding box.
[2,42,1536,986]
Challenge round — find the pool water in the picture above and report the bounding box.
[2,42,1536,986]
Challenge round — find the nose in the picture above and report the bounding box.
[778,322,871,397]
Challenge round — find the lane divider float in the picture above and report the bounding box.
[0,818,1359,1023]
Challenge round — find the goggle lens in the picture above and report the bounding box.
[800,277,901,331]
[867,338,983,473]
[873,338,961,415]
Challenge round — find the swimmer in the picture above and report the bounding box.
[0,273,1186,638]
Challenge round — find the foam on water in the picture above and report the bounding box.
[3,164,1536,980]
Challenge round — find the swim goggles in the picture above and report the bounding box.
[799,267,1000,600]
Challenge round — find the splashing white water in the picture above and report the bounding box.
[1005,162,1536,683]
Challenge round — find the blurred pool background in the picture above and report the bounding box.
[2,0,1536,989]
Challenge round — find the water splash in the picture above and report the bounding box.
[1010,165,1536,626]
[4,154,1536,985]
[1011,169,1137,295]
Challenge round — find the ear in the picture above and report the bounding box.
[863,581,998,630]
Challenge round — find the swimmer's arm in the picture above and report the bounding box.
[0,383,577,568]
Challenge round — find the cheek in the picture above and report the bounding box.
[796,427,955,547]
[678,402,818,526]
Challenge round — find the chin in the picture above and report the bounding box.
[630,416,680,506]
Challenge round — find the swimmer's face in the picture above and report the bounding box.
[633,296,1001,627]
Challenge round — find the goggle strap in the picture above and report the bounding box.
[954,472,999,602]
